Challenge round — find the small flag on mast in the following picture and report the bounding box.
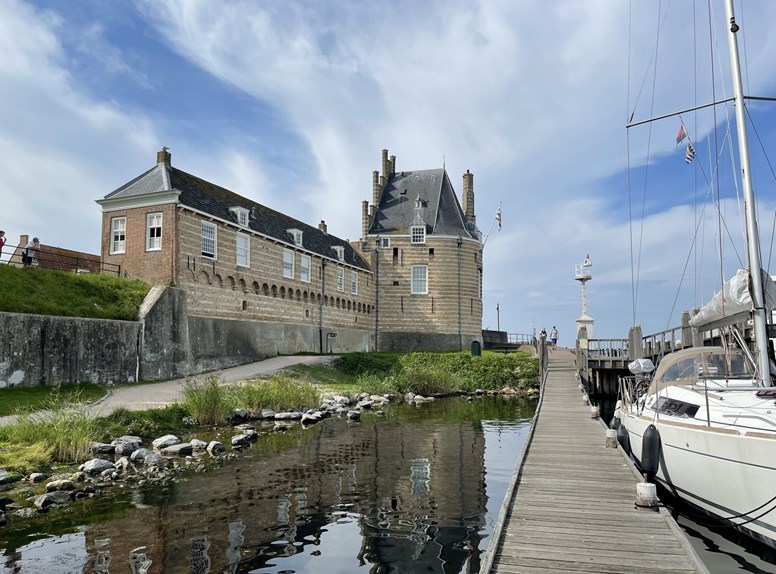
[685,143,696,164]
[676,124,688,146]
[496,206,502,230]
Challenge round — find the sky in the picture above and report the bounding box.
[3,0,776,342]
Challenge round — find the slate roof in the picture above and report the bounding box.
[368,168,479,239]
[103,163,370,271]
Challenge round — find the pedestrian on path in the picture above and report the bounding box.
[550,326,558,350]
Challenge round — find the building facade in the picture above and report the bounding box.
[358,149,483,352]
[97,148,482,355]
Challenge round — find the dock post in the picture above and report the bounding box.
[605,428,617,448]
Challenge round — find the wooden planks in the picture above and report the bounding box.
[481,350,709,574]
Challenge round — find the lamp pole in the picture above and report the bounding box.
[496,303,500,332]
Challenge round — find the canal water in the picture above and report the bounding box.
[0,396,535,573]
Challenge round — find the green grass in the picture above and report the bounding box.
[0,264,150,320]
[0,397,101,471]
[181,377,235,425]
[0,383,107,416]
[232,376,321,412]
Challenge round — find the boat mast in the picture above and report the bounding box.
[725,0,773,386]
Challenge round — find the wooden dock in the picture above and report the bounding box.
[480,349,709,574]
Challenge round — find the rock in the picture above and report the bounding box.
[29,473,47,483]
[115,457,132,472]
[152,435,181,450]
[13,507,37,518]
[260,408,276,419]
[114,441,140,456]
[34,491,72,510]
[274,411,302,420]
[161,443,193,457]
[91,442,116,455]
[113,435,143,445]
[130,448,154,462]
[357,399,374,409]
[45,479,75,492]
[0,511,5,526]
[272,421,294,432]
[100,469,119,480]
[0,470,16,485]
[332,395,351,406]
[231,408,249,422]
[143,453,169,469]
[234,424,255,433]
[80,459,116,475]
[231,434,252,446]
[404,392,416,402]
[207,441,225,455]
[347,410,361,420]
[190,439,208,451]
[301,412,322,425]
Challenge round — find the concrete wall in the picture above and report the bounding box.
[0,286,372,387]
[0,312,140,388]
[378,331,481,353]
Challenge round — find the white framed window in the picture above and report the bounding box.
[230,207,249,227]
[380,237,391,249]
[201,221,217,258]
[236,233,250,268]
[337,267,344,292]
[300,254,311,283]
[288,229,303,247]
[332,246,344,261]
[283,249,295,279]
[351,271,358,295]
[110,217,126,254]
[146,213,162,251]
[411,226,426,244]
[411,265,428,294]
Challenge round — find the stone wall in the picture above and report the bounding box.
[0,286,372,388]
[0,312,141,388]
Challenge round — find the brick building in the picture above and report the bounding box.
[358,149,483,351]
[96,148,482,355]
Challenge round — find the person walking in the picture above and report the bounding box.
[550,326,558,350]
[0,230,5,260]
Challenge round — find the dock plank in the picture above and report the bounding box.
[480,350,708,573]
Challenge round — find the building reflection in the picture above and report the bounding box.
[13,407,494,573]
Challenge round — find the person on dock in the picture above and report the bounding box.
[550,326,558,350]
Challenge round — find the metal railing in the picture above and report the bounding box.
[587,338,629,359]
[19,250,121,276]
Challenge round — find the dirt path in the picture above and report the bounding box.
[0,355,335,425]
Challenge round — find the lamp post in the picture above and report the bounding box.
[496,303,500,332]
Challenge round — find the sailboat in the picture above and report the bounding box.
[615,0,776,549]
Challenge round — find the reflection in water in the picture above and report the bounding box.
[0,397,534,573]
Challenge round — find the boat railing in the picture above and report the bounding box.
[618,375,650,411]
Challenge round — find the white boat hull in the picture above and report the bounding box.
[621,412,776,548]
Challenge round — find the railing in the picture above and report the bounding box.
[507,333,534,345]
[20,250,121,277]
[641,326,684,360]
[587,338,628,359]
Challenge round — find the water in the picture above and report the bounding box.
[0,396,535,573]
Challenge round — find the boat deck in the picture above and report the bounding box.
[480,349,709,574]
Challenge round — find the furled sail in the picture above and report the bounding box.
[688,268,776,328]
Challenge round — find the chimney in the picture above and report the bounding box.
[372,171,381,209]
[361,201,369,241]
[462,170,475,224]
[390,155,396,176]
[381,149,389,180]
[318,220,328,233]
[157,146,171,166]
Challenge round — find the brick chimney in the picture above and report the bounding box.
[381,149,389,181]
[462,170,475,224]
[318,220,328,233]
[372,171,381,210]
[157,146,171,166]
[389,155,396,176]
[361,201,369,241]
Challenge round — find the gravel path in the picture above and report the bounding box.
[0,355,335,425]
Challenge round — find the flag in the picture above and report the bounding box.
[676,124,687,145]
[496,206,502,230]
[685,143,696,164]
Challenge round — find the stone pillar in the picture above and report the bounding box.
[628,324,643,361]
[381,149,389,180]
[372,171,381,209]
[390,155,396,176]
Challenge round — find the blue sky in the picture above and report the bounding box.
[3,0,776,343]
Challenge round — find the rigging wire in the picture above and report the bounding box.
[627,0,636,325]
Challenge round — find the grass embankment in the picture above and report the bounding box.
[0,351,539,473]
[0,264,150,320]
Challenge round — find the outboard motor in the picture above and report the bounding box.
[616,423,631,455]
[641,424,661,479]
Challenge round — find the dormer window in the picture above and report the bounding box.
[411,226,426,244]
[230,207,250,227]
[288,228,303,247]
[332,246,345,261]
